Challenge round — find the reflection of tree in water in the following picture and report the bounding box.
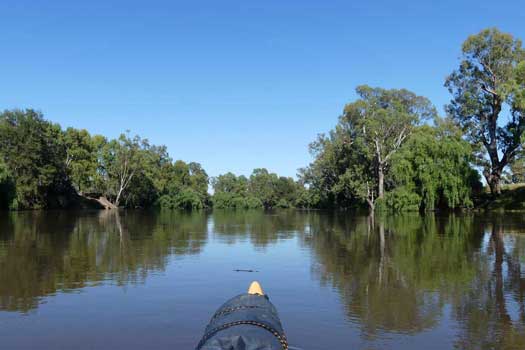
[453,215,525,350]
[307,213,484,338]
[0,212,78,312]
[308,213,525,347]
[0,210,208,313]
[3,209,525,346]
[211,210,310,248]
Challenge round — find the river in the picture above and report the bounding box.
[1,210,524,349]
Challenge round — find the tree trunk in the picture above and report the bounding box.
[491,223,511,324]
[114,187,123,207]
[378,220,385,284]
[366,198,375,213]
[366,181,375,213]
[367,213,375,238]
[378,166,385,199]
[486,170,502,195]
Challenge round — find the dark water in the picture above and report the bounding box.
[1,211,525,350]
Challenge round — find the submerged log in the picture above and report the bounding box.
[96,196,118,210]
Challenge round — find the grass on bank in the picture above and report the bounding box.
[476,183,525,211]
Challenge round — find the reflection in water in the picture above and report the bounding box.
[307,213,525,348]
[212,210,307,248]
[0,210,208,313]
[1,210,525,349]
[454,218,525,350]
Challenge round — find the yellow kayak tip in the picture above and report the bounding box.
[247,281,264,295]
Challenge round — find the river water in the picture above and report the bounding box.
[1,210,525,349]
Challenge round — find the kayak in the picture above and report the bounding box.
[196,281,289,350]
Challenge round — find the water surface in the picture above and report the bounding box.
[1,210,525,349]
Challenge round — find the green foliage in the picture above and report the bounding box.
[244,196,264,209]
[97,133,149,206]
[212,192,236,209]
[294,187,320,209]
[384,187,421,212]
[210,192,264,209]
[343,86,436,208]
[507,154,525,183]
[156,160,209,210]
[158,190,207,210]
[301,110,480,212]
[62,128,100,194]
[188,162,210,199]
[299,125,363,208]
[390,123,481,210]
[301,86,436,211]
[276,198,291,208]
[93,135,211,209]
[0,158,16,209]
[3,27,525,213]
[446,28,525,194]
[174,189,205,210]
[124,171,158,208]
[0,109,211,210]
[212,169,303,209]
[248,168,279,208]
[0,109,69,209]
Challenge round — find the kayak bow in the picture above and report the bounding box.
[196,281,288,350]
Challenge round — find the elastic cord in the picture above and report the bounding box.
[196,320,288,350]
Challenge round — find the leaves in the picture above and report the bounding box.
[211,169,303,209]
[0,109,68,209]
[445,28,525,193]
[390,123,481,210]
[302,86,436,210]
[0,110,211,210]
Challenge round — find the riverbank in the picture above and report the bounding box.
[42,193,116,210]
[6,184,525,212]
[474,184,525,211]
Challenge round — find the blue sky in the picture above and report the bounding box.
[1,1,524,178]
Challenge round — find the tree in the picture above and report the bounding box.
[446,28,525,194]
[249,168,280,208]
[212,173,251,209]
[388,122,481,211]
[212,172,248,195]
[344,86,436,209]
[211,170,303,209]
[155,160,209,210]
[299,123,363,208]
[507,154,525,183]
[89,135,109,195]
[99,133,147,207]
[173,188,205,210]
[0,157,16,209]
[0,109,69,209]
[171,160,191,190]
[0,109,213,210]
[302,86,436,211]
[134,144,174,207]
[62,128,99,194]
[188,162,210,203]
[275,176,301,207]
[294,186,320,209]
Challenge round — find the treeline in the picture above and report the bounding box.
[0,110,307,211]
[2,27,525,212]
[211,170,309,209]
[298,89,482,211]
[299,27,525,211]
[0,110,209,210]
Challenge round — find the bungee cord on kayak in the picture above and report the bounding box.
[196,281,289,350]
